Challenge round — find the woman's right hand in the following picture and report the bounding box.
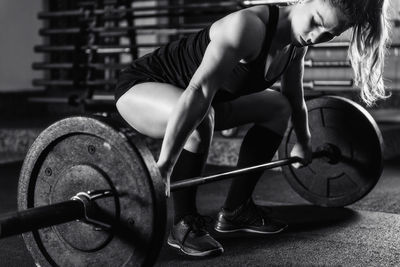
[157,161,173,197]
[290,140,312,169]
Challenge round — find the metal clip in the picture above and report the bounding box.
[71,189,114,230]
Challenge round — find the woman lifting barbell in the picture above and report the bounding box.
[115,0,391,257]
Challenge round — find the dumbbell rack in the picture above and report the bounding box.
[33,0,127,108]
[31,0,238,112]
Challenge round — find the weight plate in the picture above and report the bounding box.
[278,96,383,207]
[18,116,166,267]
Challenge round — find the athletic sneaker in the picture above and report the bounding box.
[167,214,224,257]
[215,198,288,234]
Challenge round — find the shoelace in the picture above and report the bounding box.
[185,215,213,235]
[233,200,269,226]
[246,202,266,225]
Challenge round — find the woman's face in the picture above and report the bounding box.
[290,0,349,47]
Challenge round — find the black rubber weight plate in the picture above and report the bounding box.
[278,96,383,207]
[18,116,166,267]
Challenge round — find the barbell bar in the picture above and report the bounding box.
[33,43,400,54]
[31,60,350,71]
[0,200,85,239]
[32,79,117,87]
[271,80,354,91]
[32,79,353,89]
[312,42,400,49]
[39,26,204,36]
[303,60,350,68]
[34,44,163,54]
[171,150,333,191]
[32,62,129,70]
[241,0,299,5]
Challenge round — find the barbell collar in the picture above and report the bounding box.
[71,190,114,230]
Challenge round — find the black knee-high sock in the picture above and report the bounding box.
[171,149,205,223]
[223,125,284,211]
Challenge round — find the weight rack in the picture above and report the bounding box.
[31,0,238,111]
[31,0,400,112]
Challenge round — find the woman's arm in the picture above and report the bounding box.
[157,10,266,192]
[281,47,312,166]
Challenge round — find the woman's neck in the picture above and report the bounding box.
[274,6,294,48]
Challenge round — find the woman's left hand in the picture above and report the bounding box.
[289,140,313,169]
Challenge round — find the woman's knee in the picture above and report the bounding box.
[116,94,165,137]
[116,83,183,138]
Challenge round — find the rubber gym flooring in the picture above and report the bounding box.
[0,159,400,266]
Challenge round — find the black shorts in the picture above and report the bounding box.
[114,67,163,103]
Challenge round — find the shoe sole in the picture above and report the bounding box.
[214,225,288,234]
[167,239,224,257]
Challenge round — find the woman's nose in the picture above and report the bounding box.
[306,31,315,44]
[307,29,323,45]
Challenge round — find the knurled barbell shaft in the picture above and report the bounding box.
[0,200,85,238]
[171,151,328,192]
[170,157,299,192]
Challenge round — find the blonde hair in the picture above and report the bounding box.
[330,0,392,106]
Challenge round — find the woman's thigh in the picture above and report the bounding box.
[214,89,291,135]
[116,82,184,138]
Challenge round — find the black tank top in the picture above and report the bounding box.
[116,5,294,103]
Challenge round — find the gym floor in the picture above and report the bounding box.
[1,158,400,266]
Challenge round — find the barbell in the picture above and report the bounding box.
[0,96,383,266]
[31,79,355,90]
[34,44,163,54]
[30,60,350,72]
[39,26,204,37]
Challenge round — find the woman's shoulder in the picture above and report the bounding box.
[208,6,273,60]
[210,6,270,43]
[243,5,271,25]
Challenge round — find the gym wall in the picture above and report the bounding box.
[0,1,43,92]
